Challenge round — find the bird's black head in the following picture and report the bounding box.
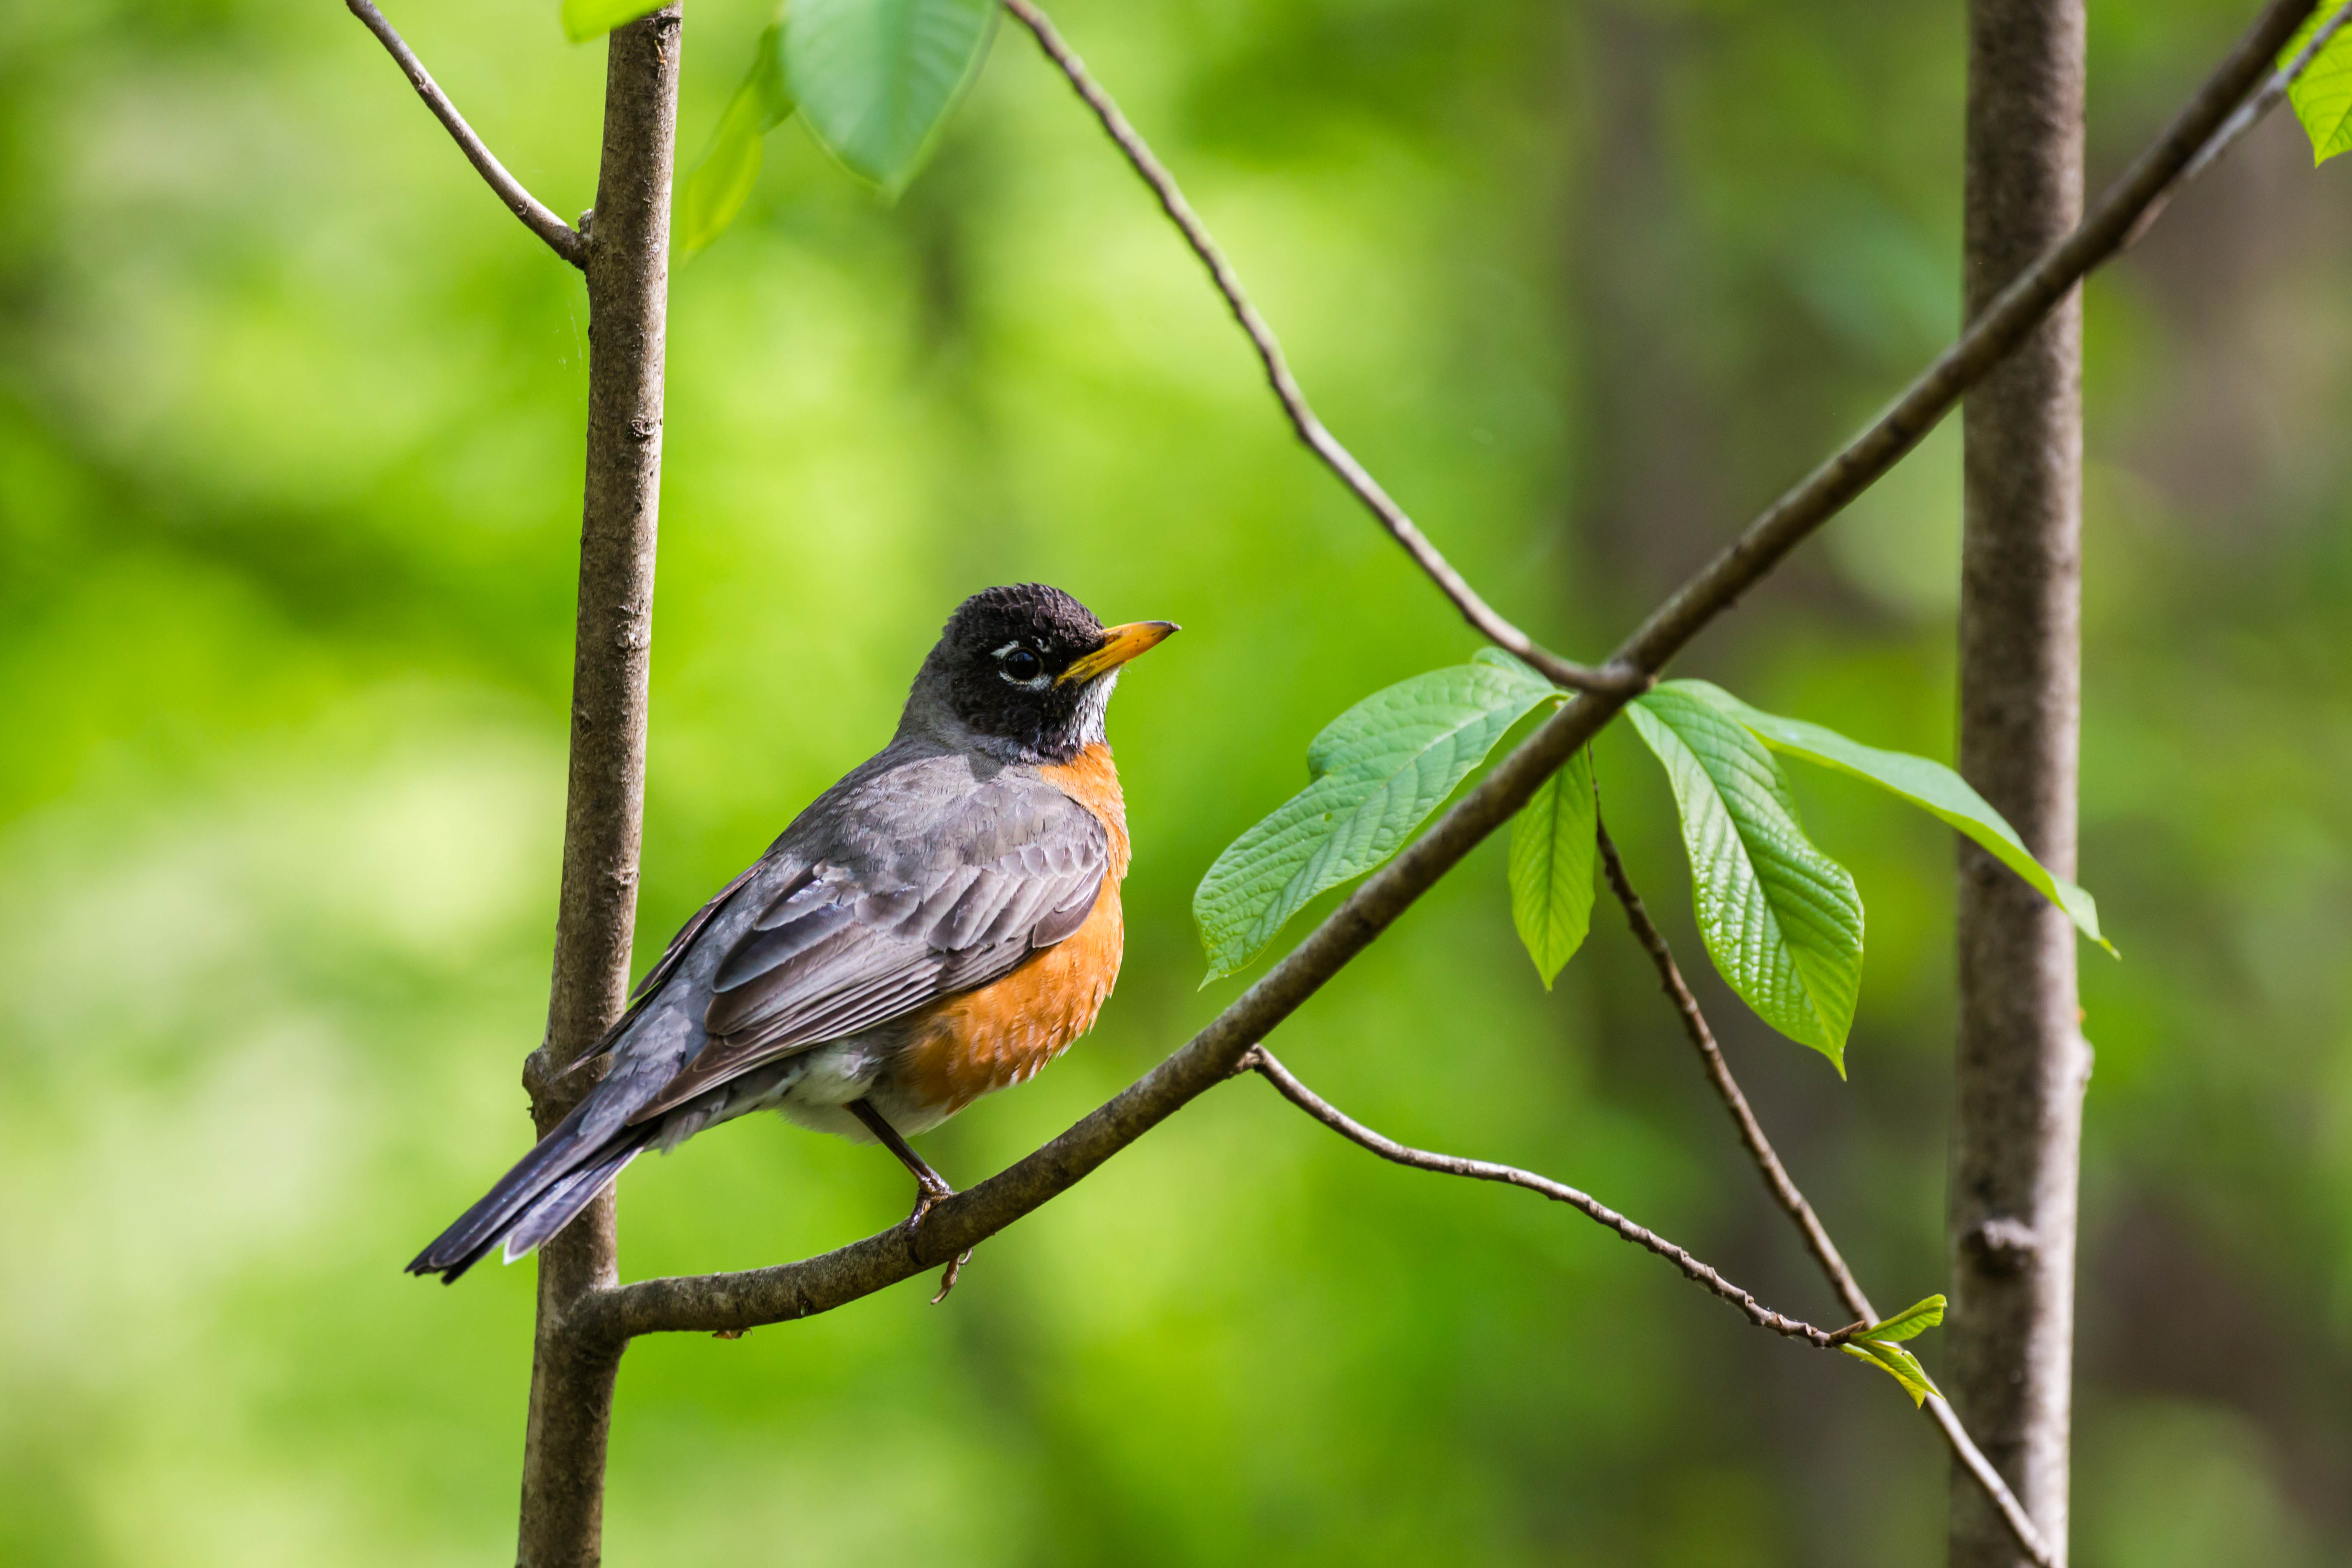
[906,584,1177,763]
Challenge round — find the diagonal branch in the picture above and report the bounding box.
[345,0,590,270]
[998,0,1642,698]
[580,0,2312,1350]
[1595,822,2055,1568]
[1244,1047,1861,1347]
[1615,0,2317,670]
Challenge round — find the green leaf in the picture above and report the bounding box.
[1842,1339,1943,1407]
[561,0,664,45]
[1508,746,1597,988]
[1664,679,2111,954]
[2284,11,2352,165]
[1195,651,1559,981]
[677,24,797,262]
[1626,688,1864,1072]
[1864,1294,1946,1344]
[784,0,997,194]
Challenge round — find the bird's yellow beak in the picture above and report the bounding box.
[1058,620,1180,684]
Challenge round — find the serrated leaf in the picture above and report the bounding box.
[561,0,664,44]
[678,24,797,262]
[1627,689,1864,1072]
[1509,747,1597,988]
[2284,9,2352,165]
[1864,1294,1946,1344]
[1195,653,1559,981]
[1666,680,2111,954]
[1842,1339,1942,1407]
[785,0,996,194]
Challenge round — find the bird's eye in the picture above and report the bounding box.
[999,646,1045,683]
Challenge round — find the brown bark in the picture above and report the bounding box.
[515,8,683,1566]
[1950,2,2089,1565]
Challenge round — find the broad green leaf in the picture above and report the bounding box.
[1508,746,1597,988]
[1627,689,1864,1072]
[2285,10,2352,165]
[1842,1339,1942,1407]
[1666,679,2111,953]
[1864,1294,1946,1344]
[677,25,797,262]
[1195,651,1559,981]
[785,0,997,194]
[562,0,664,44]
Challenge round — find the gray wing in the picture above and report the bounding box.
[632,770,1108,1119]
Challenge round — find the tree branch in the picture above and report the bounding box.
[581,0,2309,1361]
[345,0,590,270]
[1595,822,2056,1568]
[998,0,1642,697]
[1244,1048,1860,1346]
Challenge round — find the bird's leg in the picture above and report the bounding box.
[847,1098,954,1218]
[846,1100,973,1302]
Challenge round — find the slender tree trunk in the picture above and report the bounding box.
[1950,2,2088,1565]
[515,9,683,1565]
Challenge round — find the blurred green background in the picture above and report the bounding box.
[4,0,2349,1563]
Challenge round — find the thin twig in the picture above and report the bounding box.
[1596,823,1873,1317]
[2184,0,2352,183]
[344,0,589,270]
[577,0,2312,1350]
[999,0,1641,698]
[2121,0,2352,245]
[1245,1047,1859,1347]
[1595,822,2054,1568]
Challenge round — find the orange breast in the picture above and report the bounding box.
[897,744,1129,1114]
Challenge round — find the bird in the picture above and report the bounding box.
[408,584,1176,1286]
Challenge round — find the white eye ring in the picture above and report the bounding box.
[992,641,1049,689]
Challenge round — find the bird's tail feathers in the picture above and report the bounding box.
[499,1135,650,1265]
[406,1095,641,1283]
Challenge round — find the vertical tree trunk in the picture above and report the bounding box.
[515,8,683,1566]
[1950,2,2087,1566]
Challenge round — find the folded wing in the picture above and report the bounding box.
[632,776,1108,1120]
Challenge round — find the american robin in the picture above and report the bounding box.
[409,584,1176,1284]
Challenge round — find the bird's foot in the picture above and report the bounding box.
[905,1174,974,1303]
[906,1170,955,1229]
[846,1099,976,1303]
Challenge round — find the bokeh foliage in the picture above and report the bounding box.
[2,0,2350,1564]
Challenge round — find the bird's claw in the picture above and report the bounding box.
[930,1248,973,1304]
[904,1176,973,1302]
